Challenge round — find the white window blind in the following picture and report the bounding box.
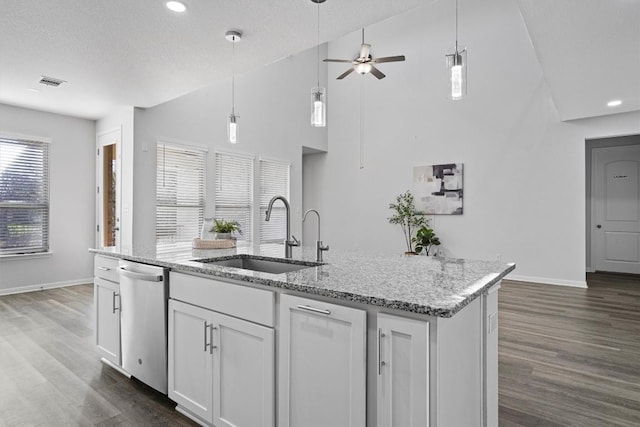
[215,151,254,242]
[0,137,50,255]
[156,143,206,254]
[260,159,290,244]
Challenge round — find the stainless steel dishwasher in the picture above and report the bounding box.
[118,260,168,394]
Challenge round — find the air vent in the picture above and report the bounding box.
[39,76,66,87]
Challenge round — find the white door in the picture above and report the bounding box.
[593,146,640,273]
[168,300,214,424]
[377,313,429,427]
[212,312,275,427]
[96,129,121,250]
[94,278,121,366]
[278,294,367,427]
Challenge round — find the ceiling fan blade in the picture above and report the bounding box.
[324,58,355,63]
[336,67,355,80]
[369,65,386,80]
[372,55,406,63]
[359,43,371,60]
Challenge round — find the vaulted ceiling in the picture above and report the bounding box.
[0,0,637,122]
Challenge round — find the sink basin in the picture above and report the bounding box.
[193,255,322,274]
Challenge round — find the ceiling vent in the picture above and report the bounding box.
[39,76,66,87]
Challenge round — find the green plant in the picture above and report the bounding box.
[210,218,242,235]
[412,226,441,256]
[388,190,427,253]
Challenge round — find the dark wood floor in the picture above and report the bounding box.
[0,284,196,426]
[499,273,640,427]
[1,275,639,426]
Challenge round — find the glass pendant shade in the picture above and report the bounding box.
[227,114,238,144]
[355,62,372,75]
[446,47,467,100]
[310,87,326,127]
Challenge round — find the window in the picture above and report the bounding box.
[0,137,50,255]
[215,151,254,242]
[260,158,290,244]
[156,143,206,254]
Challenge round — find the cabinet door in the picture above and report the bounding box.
[212,312,275,427]
[94,278,120,366]
[168,300,214,425]
[279,294,367,427]
[377,313,429,427]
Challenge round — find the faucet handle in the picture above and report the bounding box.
[289,235,301,247]
[318,241,329,251]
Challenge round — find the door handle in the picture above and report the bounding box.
[112,292,120,314]
[210,326,218,354]
[378,328,386,375]
[596,224,602,229]
[204,322,210,352]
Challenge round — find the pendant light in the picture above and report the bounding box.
[310,0,326,127]
[226,30,242,143]
[445,0,467,100]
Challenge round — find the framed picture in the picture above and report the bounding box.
[413,163,463,215]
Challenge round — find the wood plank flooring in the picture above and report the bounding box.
[499,273,640,427]
[0,284,196,427]
[1,275,639,426]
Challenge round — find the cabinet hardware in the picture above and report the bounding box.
[204,322,210,352]
[97,266,110,271]
[112,292,120,314]
[378,328,386,375]
[297,305,331,315]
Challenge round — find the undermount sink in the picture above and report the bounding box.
[193,255,322,274]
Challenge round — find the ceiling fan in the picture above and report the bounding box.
[323,28,405,80]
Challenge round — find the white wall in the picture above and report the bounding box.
[131,44,328,251]
[302,0,640,287]
[96,106,135,249]
[0,103,95,293]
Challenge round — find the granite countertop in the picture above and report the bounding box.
[90,244,515,318]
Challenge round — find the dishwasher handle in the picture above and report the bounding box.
[118,266,163,282]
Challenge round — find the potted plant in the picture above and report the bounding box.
[210,218,242,240]
[388,190,427,254]
[412,226,441,256]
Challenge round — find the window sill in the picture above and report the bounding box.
[0,251,54,261]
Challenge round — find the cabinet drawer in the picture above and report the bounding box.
[94,255,120,283]
[170,271,275,327]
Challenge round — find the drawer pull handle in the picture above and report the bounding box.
[97,266,111,271]
[297,305,331,315]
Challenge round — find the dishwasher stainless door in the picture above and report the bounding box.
[119,261,168,394]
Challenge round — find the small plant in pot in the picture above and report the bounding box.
[412,226,441,256]
[388,190,427,254]
[210,218,242,240]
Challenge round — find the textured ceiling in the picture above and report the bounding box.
[0,0,638,121]
[518,0,640,121]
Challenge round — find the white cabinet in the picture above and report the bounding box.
[278,294,367,427]
[168,299,275,427]
[377,313,429,427]
[94,255,121,367]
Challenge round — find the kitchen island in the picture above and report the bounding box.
[91,244,515,427]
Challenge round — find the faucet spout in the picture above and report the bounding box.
[303,208,329,262]
[265,195,298,258]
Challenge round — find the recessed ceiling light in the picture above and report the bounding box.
[166,1,187,13]
[607,99,622,107]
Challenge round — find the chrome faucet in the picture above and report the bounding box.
[265,195,300,258]
[303,209,329,262]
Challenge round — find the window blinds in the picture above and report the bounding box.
[156,143,206,254]
[215,151,254,242]
[260,159,290,244]
[0,137,50,255]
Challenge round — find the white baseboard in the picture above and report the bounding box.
[506,274,587,288]
[0,278,93,296]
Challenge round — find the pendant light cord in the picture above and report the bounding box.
[455,0,459,52]
[316,0,320,88]
[231,38,235,115]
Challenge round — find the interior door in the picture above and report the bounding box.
[593,146,640,274]
[96,129,121,249]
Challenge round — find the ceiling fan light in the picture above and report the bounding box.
[311,87,326,127]
[355,63,372,75]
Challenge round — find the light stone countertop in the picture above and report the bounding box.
[90,244,515,318]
